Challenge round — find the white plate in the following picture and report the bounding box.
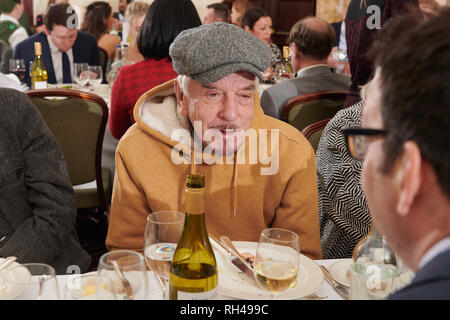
[214,241,323,300]
[0,259,32,300]
[329,259,353,287]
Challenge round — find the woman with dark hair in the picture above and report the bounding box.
[109,0,201,140]
[81,1,120,60]
[242,7,281,81]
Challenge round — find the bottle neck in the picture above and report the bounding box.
[183,212,208,239]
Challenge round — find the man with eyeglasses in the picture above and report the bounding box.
[344,9,450,299]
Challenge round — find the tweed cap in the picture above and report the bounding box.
[169,22,271,84]
[0,0,17,13]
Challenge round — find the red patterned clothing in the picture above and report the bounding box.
[109,58,178,139]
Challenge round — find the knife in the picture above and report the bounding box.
[320,265,349,300]
[111,260,134,300]
[209,234,256,282]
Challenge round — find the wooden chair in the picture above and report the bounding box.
[281,90,348,132]
[301,118,331,152]
[26,89,112,213]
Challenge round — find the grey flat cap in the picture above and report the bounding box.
[169,22,271,84]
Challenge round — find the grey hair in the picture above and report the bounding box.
[176,75,191,97]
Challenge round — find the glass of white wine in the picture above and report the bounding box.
[254,228,300,297]
[73,62,89,88]
[144,211,185,299]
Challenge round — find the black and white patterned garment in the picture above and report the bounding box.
[316,101,371,259]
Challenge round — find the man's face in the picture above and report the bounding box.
[119,0,127,15]
[48,24,78,52]
[361,77,401,248]
[177,72,256,155]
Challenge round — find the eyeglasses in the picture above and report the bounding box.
[341,126,387,161]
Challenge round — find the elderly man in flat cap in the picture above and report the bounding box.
[106,23,322,260]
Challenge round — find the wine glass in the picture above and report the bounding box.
[9,59,26,83]
[97,250,149,300]
[87,65,103,91]
[3,263,59,300]
[144,211,185,299]
[253,228,300,297]
[64,273,117,300]
[73,62,89,88]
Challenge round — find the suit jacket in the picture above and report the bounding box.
[390,249,450,300]
[13,31,101,87]
[260,65,350,119]
[331,21,342,47]
[0,88,91,274]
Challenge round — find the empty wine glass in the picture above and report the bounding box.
[64,273,117,300]
[9,59,26,83]
[73,62,89,88]
[254,228,300,297]
[87,65,103,91]
[3,263,60,300]
[97,250,149,300]
[144,211,185,299]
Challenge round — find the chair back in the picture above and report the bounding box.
[0,40,12,74]
[281,91,347,132]
[301,118,331,152]
[27,89,109,210]
[98,47,108,77]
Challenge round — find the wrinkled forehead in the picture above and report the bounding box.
[49,25,77,38]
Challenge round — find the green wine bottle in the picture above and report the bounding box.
[169,173,218,300]
[31,42,48,90]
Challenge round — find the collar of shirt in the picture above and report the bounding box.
[0,14,20,24]
[296,64,330,77]
[46,34,74,84]
[418,236,450,270]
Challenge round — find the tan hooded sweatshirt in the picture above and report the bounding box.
[106,79,322,260]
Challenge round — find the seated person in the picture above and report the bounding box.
[0,88,91,274]
[107,1,149,85]
[359,9,450,299]
[81,1,121,61]
[106,23,322,260]
[203,2,231,24]
[0,0,28,49]
[260,17,350,120]
[13,3,101,87]
[109,0,201,140]
[35,0,69,34]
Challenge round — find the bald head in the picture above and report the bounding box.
[288,16,335,60]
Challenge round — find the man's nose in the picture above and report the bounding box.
[219,96,238,121]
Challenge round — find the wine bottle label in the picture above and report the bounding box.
[185,187,204,214]
[177,287,217,300]
[33,81,47,89]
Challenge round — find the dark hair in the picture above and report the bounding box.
[288,16,335,60]
[44,3,78,31]
[80,1,112,40]
[377,8,450,200]
[241,7,267,30]
[137,0,201,60]
[207,3,230,22]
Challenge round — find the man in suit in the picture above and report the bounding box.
[260,17,350,120]
[13,3,101,88]
[352,9,450,299]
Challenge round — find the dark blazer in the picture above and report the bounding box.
[260,65,350,119]
[0,88,91,274]
[331,21,342,47]
[13,31,101,87]
[390,249,450,300]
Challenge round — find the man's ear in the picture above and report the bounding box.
[395,141,422,216]
[174,80,188,117]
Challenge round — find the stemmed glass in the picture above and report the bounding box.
[97,250,148,300]
[87,65,103,91]
[253,228,300,298]
[9,59,26,83]
[144,211,185,299]
[3,263,59,300]
[73,62,89,88]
